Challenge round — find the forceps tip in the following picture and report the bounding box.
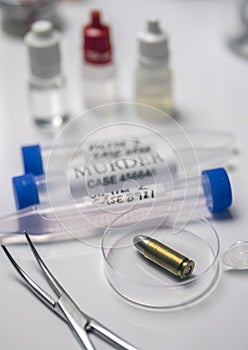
[1,243,9,254]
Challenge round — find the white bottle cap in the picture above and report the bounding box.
[24,20,61,79]
[137,19,169,64]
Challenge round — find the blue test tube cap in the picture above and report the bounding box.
[201,167,232,213]
[12,173,40,210]
[22,144,44,176]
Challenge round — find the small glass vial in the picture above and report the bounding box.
[24,21,69,131]
[82,10,117,110]
[135,19,174,119]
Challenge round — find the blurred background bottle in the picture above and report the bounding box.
[0,0,59,36]
[135,19,174,120]
[82,10,117,110]
[225,0,248,59]
[24,20,69,131]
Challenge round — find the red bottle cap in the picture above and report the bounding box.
[83,10,112,64]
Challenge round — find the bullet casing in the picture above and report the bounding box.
[134,235,195,280]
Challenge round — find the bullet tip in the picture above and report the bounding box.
[133,235,150,254]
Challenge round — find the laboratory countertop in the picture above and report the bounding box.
[0,0,248,349]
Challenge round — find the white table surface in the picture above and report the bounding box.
[0,0,248,349]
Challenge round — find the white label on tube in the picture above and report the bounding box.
[69,145,176,200]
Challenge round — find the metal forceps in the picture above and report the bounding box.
[1,232,139,350]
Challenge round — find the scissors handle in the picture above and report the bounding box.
[89,318,139,350]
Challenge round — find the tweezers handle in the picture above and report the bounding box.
[89,318,139,350]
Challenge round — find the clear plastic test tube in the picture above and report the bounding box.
[19,137,235,205]
[2,167,232,240]
[21,129,235,176]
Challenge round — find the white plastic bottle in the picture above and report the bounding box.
[24,21,69,131]
[82,10,117,110]
[135,19,173,119]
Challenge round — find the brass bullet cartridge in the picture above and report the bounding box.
[133,235,195,280]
